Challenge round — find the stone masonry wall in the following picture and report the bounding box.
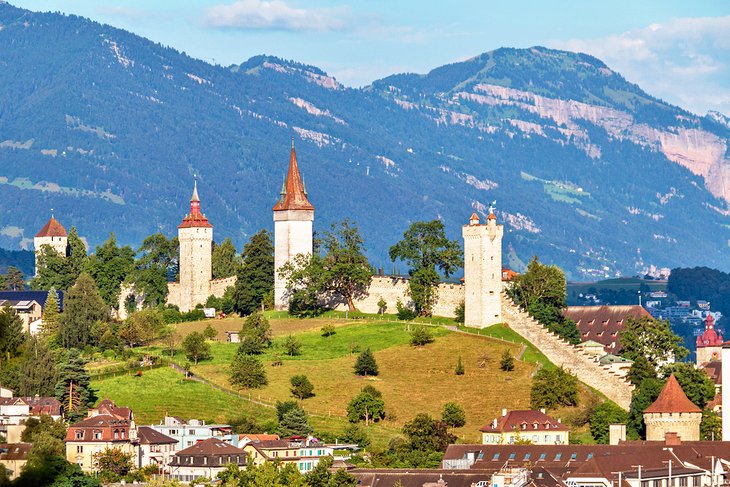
[501,293,634,409]
[209,276,237,298]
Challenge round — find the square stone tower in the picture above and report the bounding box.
[34,216,68,276]
[273,143,314,310]
[462,211,503,328]
[177,182,213,312]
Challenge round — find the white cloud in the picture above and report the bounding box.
[550,16,730,116]
[203,0,350,32]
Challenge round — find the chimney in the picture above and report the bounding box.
[492,418,498,428]
[723,343,730,441]
[502,408,507,417]
[609,424,626,445]
[664,432,681,446]
[540,408,546,414]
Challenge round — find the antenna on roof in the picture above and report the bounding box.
[291,136,295,150]
[50,208,54,218]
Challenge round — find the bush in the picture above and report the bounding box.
[396,299,417,321]
[410,326,434,346]
[455,354,464,375]
[284,335,302,357]
[321,324,336,337]
[500,349,515,371]
[454,301,465,324]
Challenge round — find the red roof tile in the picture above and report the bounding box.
[272,146,314,212]
[563,305,652,355]
[644,374,701,414]
[35,217,67,238]
[479,410,569,433]
[176,437,246,456]
[178,181,212,228]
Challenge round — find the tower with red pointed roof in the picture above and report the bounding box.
[273,142,314,310]
[34,215,68,276]
[176,181,213,312]
[696,313,723,365]
[643,374,701,441]
[461,206,503,328]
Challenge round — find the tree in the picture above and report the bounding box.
[618,316,688,367]
[94,447,134,477]
[41,287,60,339]
[402,413,456,452]
[500,349,515,372]
[83,233,135,309]
[59,274,108,349]
[389,220,462,316]
[21,414,66,443]
[119,308,165,347]
[628,378,664,439]
[203,323,217,341]
[233,230,274,315]
[530,367,579,409]
[66,227,88,283]
[230,352,267,389]
[238,312,272,355]
[410,326,434,346]
[0,304,25,361]
[181,331,210,365]
[701,409,721,441]
[454,301,465,324]
[589,402,628,443]
[134,233,178,306]
[660,364,715,409]
[279,252,327,317]
[18,337,58,397]
[5,266,25,291]
[347,389,385,425]
[278,406,312,437]
[320,220,372,311]
[441,402,466,429]
[212,237,239,279]
[377,297,387,315]
[341,424,371,448]
[290,375,314,400]
[455,354,465,375]
[31,247,72,291]
[321,324,336,337]
[507,256,580,343]
[354,348,378,376]
[54,349,95,421]
[276,400,302,422]
[284,334,302,357]
[627,354,657,386]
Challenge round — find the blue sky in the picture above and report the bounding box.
[14,0,730,116]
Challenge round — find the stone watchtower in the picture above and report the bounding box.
[643,374,701,441]
[462,210,503,328]
[273,143,314,310]
[34,216,68,276]
[177,181,213,311]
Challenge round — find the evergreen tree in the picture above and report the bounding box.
[284,334,302,357]
[233,230,274,316]
[627,354,657,386]
[275,400,302,422]
[66,227,88,282]
[212,237,239,279]
[500,349,515,371]
[0,304,25,362]
[441,402,466,429]
[290,374,314,400]
[455,354,465,375]
[354,348,378,376]
[238,312,272,353]
[83,233,135,309]
[59,274,108,349]
[41,287,60,339]
[54,349,95,421]
[230,352,267,389]
[5,266,25,291]
[410,326,434,346]
[203,323,217,341]
[278,406,313,437]
[18,337,59,396]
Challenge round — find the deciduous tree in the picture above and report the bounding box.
[290,375,314,400]
[181,331,210,365]
[619,316,689,367]
[441,402,466,429]
[83,233,135,309]
[627,354,657,386]
[230,352,267,389]
[530,367,579,409]
[589,401,628,444]
[402,413,456,453]
[347,389,385,425]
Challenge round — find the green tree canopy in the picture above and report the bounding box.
[212,237,239,279]
[402,413,456,453]
[389,220,462,316]
[5,266,25,291]
[589,401,628,444]
[319,220,372,311]
[41,287,60,339]
[290,374,315,400]
[18,337,59,397]
[230,352,268,389]
[59,273,108,349]
[0,304,25,361]
[619,316,689,367]
[182,331,211,365]
[31,246,72,291]
[628,378,664,439]
[441,402,466,429]
[354,348,378,376]
[347,388,385,425]
[54,349,95,421]
[66,227,88,282]
[119,308,165,347]
[84,233,135,309]
[626,354,657,387]
[233,229,274,316]
[278,406,312,437]
[530,367,579,410]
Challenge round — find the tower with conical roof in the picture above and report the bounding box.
[461,208,503,327]
[177,181,213,311]
[273,142,314,310]
[34,215,68,276]
[643,374,701,441]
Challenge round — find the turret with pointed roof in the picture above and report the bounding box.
[273,141,314,310]
[34,215,69,276]
[643,374,701,441]
[179,181,212,229]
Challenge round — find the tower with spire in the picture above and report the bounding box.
[176,181,213,312]
[34,214,68,276]
[461,207,503,327]
[273,142,314,310]
[696,313,723,365]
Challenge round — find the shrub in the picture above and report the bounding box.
[410,326,434,346]
[500,349,515,371]
[455,354,465,375]
[321,324,336,337]
[396,299,417,321]
[454,301,465,324]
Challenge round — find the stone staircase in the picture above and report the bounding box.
[501,293,634,409]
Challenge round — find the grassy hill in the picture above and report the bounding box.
[92,314,599,446]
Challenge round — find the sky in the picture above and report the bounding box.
[13,0,730,116]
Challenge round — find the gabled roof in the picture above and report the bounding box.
[137,426,177,445]
[66,414,131,442]
[272,145,314,212]
[0,291,64,310]
[18,396,62,416]
[176,437,246,456]
[644,374,701,414]
[35,217,67,238]
[0,443,32,461]
[563,305,652,355]
[480,410,569,433]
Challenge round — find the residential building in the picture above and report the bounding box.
[479,409,569,445]
[150,416,235,450]
[19,395,63,420]
[643,374,701,442]
[243,437,334,473]
[0,290,64,335]
[136,426,177,472]
[65,414,136,472]
[168,437,246,482]
[0,443,32,480]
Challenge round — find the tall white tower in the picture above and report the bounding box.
[273,143,314,310]
[177,181,213,311]
[462,210,503,328]
[34,216,68,276]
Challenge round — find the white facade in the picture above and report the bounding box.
[177,226,213,312]
[462,213,503,328]
[273,210,313,310]
[34,234,67,276]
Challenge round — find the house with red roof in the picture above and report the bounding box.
[480,409,569,445]
[168,437,247,482]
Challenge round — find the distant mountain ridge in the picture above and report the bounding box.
[0,3,729,279]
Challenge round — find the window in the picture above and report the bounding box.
[693,477,701,487]
[544,435,550,443]
[679,478,687,487]
[169,429,178,435]
[653,480,661,487]
[554,453,562,461]
[509,453,516,460]
[524,453,531,461]
[539,453,546,461]
[532,435,538,443]
[556,435,563,443]
[570,453,577,461]
[492,453,500,461]
[75,431,84,440]
[76,445,83,453]
[188,429,195,435]
[642,482,650,487]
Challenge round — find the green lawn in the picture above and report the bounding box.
[458,323,553,369]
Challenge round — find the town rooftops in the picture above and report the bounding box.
[18,396,62,416]
[563,305,652,355]
[272,145,314,212]
[480,410,568,433]
[643,374,701,414]
[703,362,722,384]
[65,414,131,442]
[0,291,64,310]
[35,217,67,238]
[137,426,177,445]
[176,437,246,456]
[0,443,32,461]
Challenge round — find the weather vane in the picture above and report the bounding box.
[489,200,497,214]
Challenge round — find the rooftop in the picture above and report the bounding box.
[643,375,701,414]
[35,217,67,238]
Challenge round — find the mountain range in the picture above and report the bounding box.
[1,2,729,279]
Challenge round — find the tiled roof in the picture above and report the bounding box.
[35,217,67,238]
[66,414,131,442]
[178,182,212,228]
[480,410,569,433]
[272,146,314,212]
[644,374,701,414]
[18,396,62,416]
[702,362,721,384]
[0,291,64,310]
[563,305,651,355]
[137,426,177,445]
[176,437,246,456]
[242,434,280,442]
[0,443,32,461]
